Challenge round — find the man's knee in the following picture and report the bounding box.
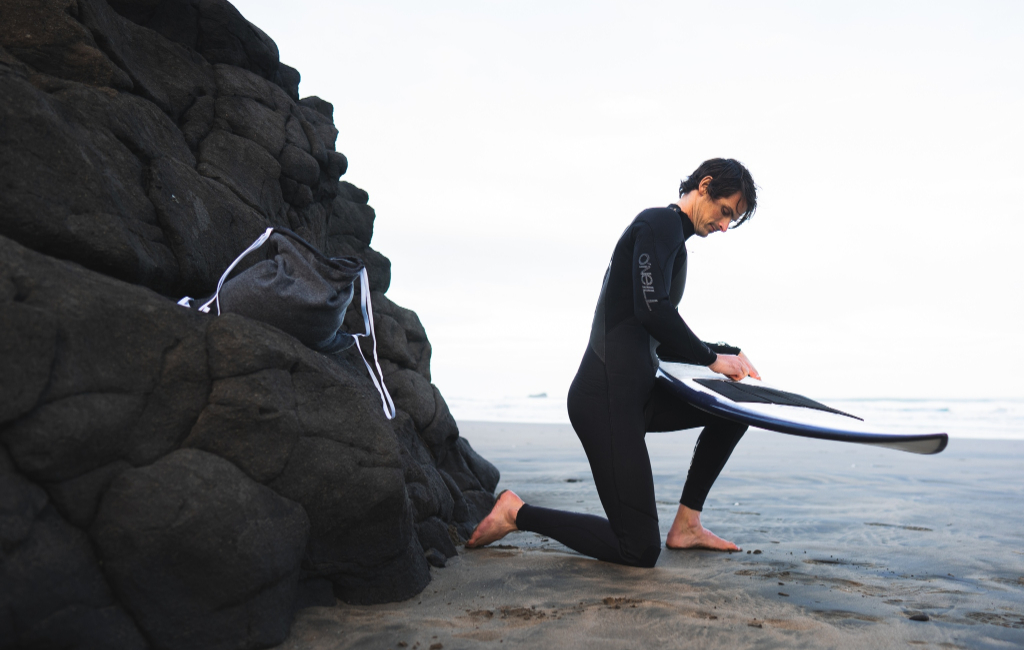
[633,542,661,568]
[715,417,747,436]
[711,418,747,445]
[618,521,662,568]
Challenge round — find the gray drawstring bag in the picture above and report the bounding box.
[178,227,395,419]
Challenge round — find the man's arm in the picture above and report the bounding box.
[631,223,716,366]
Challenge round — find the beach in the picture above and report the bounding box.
[278,421,1024,649]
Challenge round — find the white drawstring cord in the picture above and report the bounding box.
[198,227,275,315]
[352,268,396,420]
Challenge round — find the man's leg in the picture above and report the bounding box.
[646,376,748,551]
[470,350,662,567]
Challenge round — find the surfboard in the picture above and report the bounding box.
[657,361,948,455]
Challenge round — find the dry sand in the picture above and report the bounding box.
[278,422,1024,649]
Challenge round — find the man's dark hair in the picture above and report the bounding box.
[679,158,757,227]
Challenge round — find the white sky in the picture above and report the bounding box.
[235,0,1023,401]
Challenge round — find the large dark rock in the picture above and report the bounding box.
[93,449,309,650]
[416,517,459,559]
[0,231,490,586]
[0,298,56,426]
[330,194,376,246]
[198,128,286,220]
[420,385,462,461]
[373,291,433,380]
[183,368,302,483]
[280,143,320,186]
[46,460,133,528]
[78,0,217,121]
[0,449,146,650]
[215,94,287,156]
[0,254,210,485]
[0,0,133,89]
[0,0,501,646]
[104,0,300,99]
[458,437,501,494]
[271,436,430,604]
[145,154,272,296]
[388,369,437,431]
[393,412,455,523]
[0,68,181,292]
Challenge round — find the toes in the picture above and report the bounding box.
[467,534,486,548]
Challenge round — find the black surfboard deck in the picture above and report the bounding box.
[658,361,948,455]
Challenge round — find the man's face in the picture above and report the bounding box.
[695,191,745,237]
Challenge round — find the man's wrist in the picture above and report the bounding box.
[705,341,741,356]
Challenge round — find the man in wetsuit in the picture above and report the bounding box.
[468,158,761,567]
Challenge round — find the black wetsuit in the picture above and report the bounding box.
[516,205,748,568]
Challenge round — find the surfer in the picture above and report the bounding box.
[468,158,760,567]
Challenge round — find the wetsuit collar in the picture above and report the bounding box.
[668,204,696,240]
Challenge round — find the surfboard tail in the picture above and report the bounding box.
[853,433,948,455]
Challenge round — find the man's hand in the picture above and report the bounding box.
[738,351,761,380]
[709,352,761,382]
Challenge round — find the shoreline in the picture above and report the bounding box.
[444,398,1024,441]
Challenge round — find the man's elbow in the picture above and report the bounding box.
[634,309,657,328]
[634,299,667,325]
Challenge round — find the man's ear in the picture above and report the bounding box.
[698,175,714,195]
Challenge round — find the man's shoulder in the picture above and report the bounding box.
[620,207,685,266]
[633,206,683,239]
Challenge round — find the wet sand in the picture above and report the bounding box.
[278,422,1024,649]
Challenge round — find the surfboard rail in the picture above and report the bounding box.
[657,362,949,455]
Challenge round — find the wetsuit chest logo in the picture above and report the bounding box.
[638,253,656,310]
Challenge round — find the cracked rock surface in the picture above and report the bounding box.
[0,1,497,648]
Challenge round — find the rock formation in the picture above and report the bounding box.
[0,1,498,648]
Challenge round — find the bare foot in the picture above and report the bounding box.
[665,504,741,552]
[466,490,525,548]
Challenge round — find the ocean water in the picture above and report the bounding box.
[447,394,1024,440]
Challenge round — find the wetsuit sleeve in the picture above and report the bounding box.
[632,224,717,365]
[704,341,741,356]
